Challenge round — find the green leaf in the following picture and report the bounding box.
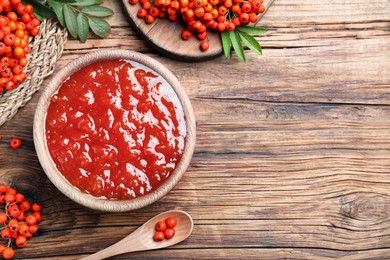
[81,6,114,17]
[34,12,44,21]
[63,4,78,38]
[77,13,89,42]
[48,0,65,27]
[230,30,245,62]
[221,31,232,58]
[72,0,103,6]
[23,0,55,19]
[88,17,110,38]
[236,26,267,35]
[238,30,262,55]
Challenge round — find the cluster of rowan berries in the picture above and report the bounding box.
[129,0,264,51]
[0,184,43,259]
[0,0,40,92]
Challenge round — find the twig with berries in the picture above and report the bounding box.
[0,184,43,259]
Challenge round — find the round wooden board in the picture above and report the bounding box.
[121,0,275,61]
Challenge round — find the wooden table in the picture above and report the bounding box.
[1,0,390,259]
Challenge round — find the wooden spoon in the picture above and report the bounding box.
[80,210,193,260]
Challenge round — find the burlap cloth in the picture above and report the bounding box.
[0,18,67,127]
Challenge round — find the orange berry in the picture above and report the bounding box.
[14,46,24,58]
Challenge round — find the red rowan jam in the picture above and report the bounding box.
[45,60,186,200]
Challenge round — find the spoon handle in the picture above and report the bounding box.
[80,228,145,260]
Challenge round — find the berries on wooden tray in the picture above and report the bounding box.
[129,0,264,52]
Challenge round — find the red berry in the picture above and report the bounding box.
[155,221,166,232]
[137,8,147,18]
[9,137,22,149]
[31,203,42,212]
[145,14,155,24]
[226,22,235,31]
[239,13,250,24]
[8,219,19,232]
[249,12,258,23]
[165,216,177,228]
[0,185,8,194]
[153,231,165,241]
[4,193,15,203]
[149,6,160,17]
[2,248,14,259]
[1,228,11,240]
[33,211,43,222]
[28,224,38,234]
[164,228,175,239]
[25,214,37,225]
[181,30,192,40]
[197,31,207,41]
[18,223,29,236]
[16,235,27,248]
[15,193,24,203]
[0,213,7,224]
[20,201,30,211]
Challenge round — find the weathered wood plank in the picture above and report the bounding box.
[0,0,389,258]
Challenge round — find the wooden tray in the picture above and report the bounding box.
[122,0,275,61]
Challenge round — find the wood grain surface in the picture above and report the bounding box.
[0,0,389,259]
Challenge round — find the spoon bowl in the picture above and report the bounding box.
[81,210,193,259]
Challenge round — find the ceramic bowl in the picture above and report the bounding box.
[34,49,196,212]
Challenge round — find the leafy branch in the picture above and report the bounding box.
[21,0,113,42]
[221,26,267,62]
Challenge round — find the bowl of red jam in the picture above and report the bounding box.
[34,50,196,212]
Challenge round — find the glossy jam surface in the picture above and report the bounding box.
[45,60,186,200]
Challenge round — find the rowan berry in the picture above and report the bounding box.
[9,137,21,149]
[25,215,37,225]
[181,29,192,40]
[0,213,7,224]
[197,31,207,40]
[137,8,147,18]
[3,33,14,45]
[16,210,24,221]
[33,211,42,222]
[217,22,226,32]
[15,235,27,248]
[8,219,19,232]
[249,12,258,23]
[4,194,15,203]
[239,12,250,24]
[2,247,14,259]
[1,228,11,240]
[28,224,38,234]
[164,228,175,239]
[226,22,235,31]
[145,14,155,24]
[232,17,241,26]
[31,203,42,212]
[8,204,21,218]
[155,221,166,232]
[241,2,251,13]
[153,231,165,241]
[165,216,177,228]
[149,6,160,17]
